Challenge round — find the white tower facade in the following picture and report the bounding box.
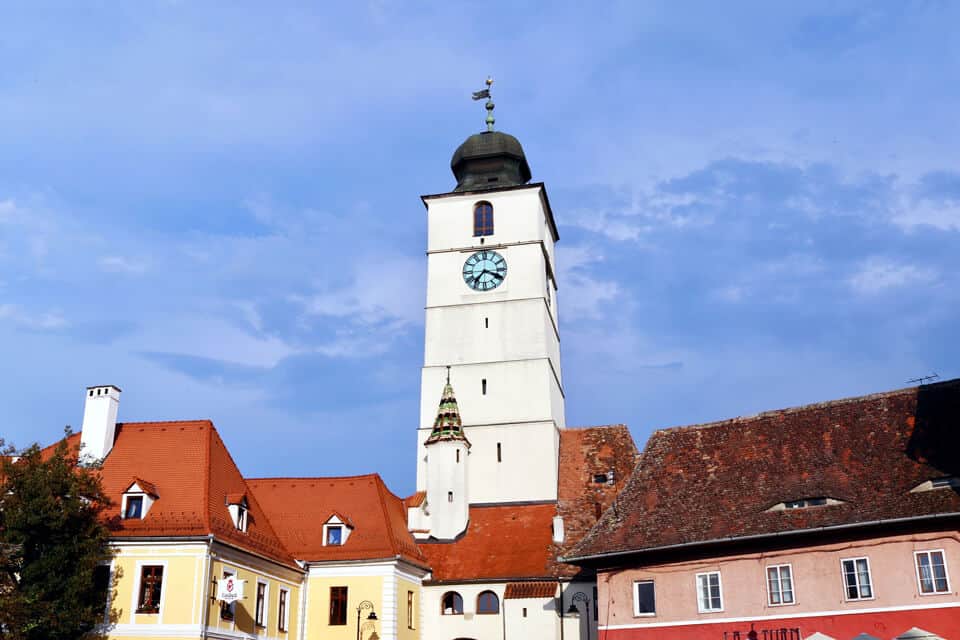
[416,130,564,506]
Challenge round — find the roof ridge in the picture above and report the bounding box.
[118,419,214,426]
[201,421,213,532]
[246,473,381,483]
[372,475,402,557]
[650,383,934,436]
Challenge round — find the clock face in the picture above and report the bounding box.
[463,250,507,291]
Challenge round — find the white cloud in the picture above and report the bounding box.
[0,304,68,331]
[557,246,622,320]
[893,200,960,231]
[98,255,148,275]
[848,257,937,294]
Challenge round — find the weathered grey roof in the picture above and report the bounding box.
[450,131,532,192]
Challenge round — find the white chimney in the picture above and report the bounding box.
[80,385,121,462]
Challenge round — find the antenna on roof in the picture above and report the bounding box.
[907,373,939,386]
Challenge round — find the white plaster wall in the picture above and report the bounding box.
[424,186,556,269]
[423,299,561,381]
[419,360,563,429]
[80,385,121,461]
[426,243,552,310]
[504,595,560,640]
[420,583,509,640]
[424,440,469,540]
[417,421,559,503]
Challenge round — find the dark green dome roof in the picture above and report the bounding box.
[450,131,532,192]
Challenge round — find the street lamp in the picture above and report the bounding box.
[565,591,591,640]
[356,600,377,640]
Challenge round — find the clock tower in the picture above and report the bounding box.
[415,117,565,523]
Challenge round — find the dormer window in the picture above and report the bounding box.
[326,525,343,546]
[125,496,143,519]
[122,478,158,520]
[225,493,249,532]
[767,497,844,512]
[322,513,353,546]
[911,476,960,493]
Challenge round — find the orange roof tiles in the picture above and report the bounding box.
[504,581,557,599]
[417,425,639,584]
[419,503,557,583]
[128,477,159,497]
[247,474,426,567]
[95,421,296,568]
[405,491,426,508]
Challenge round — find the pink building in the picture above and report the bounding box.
[565,379,960,640]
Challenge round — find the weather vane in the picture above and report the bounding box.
[472,76,495,132]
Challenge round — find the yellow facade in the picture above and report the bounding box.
[397,576,420,640]
[305,574,383,640]
[105,540,303,640]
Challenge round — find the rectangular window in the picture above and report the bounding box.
[916,550,950,594]
[497,442,502,462]
[329,586,348,625]
[326,525,343,546]
[256,582,267,627]
[767,564,795,605]
[841,557,873,600]
[220,571,236,620]
[407,590,415,629]
[278,588,288,632]
[93,564,111,621]
[136,565,163,614]
[696,572,723,612]
[125,495,143,519]
[633,580,655,616]
[482,378,487,395]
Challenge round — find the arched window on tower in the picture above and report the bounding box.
[477,591,499,614]
[473,201,494,237]
[441,591,464,615]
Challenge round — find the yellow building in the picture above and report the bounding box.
[65,387,425,640]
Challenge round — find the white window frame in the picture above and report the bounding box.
[130,560,167,623]
[840,556,874,601]
[632,579,656,617]
[278,586,290,633]
[766,563,796,606]
[255,579,269,628]
[695,571,723,613]
[914,549,951,595]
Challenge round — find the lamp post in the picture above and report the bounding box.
[356,600,377,640]
[565,591,590,640]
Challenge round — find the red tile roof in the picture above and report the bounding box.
[96,421,297,568]
[553,425,638,577]
[570,379,960,561]
[128,477,159,497]
[504,581,557,599]
[405,491,426,508]
[419,503,558,583]
[247,474,426,567]
[418,425,639,583]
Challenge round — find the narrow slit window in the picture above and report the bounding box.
[456,449,460,463]
[473,202,494,236]
[485,317,489,328]
[447,491,453,502]
[497,442,502,462]
[482,379,487,395]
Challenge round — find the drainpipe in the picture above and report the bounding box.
[558,580,564,640]
[501,595,507,640]
[200,535,214,639]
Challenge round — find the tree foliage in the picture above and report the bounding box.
[0,430,115,640]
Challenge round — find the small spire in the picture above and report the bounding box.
[425,372,470,447]
[471,76,495,132]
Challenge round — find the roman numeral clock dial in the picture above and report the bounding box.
[462,250,507,291]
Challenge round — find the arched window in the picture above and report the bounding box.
[477,590,499,614]
[441,591,463,615]
[473,201,494,237]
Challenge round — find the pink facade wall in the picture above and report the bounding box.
[597,530,960,637]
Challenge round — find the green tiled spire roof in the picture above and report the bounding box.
[425,370,471,447]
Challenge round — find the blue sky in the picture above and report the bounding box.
[2,2,958,495]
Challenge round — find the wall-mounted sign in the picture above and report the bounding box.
[218,576,244,603]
